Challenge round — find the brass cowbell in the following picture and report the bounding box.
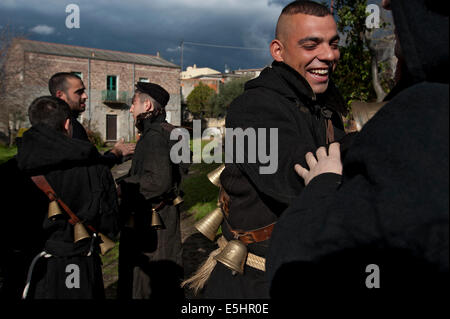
[48,200,63,219]
[151,209,164,230]
[98,233,115,256]
[207,164,225,187]
[173,196,184,206]
[195,208,223,241]
[73,222,91,243]
[214,239,247,275]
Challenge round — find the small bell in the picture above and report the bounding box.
[98,233,115,256]
[48,200,63,220]
[173,196,184,206]
[194,208,223,241]
[151,209,164,230]
[73,222,91,243]
[207,164,225,187]
[214,239,247,275]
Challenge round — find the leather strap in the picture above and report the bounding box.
[326,118,335,144]
[226,222,276,245]
[30,175,97,233]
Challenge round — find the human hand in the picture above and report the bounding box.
[295,143,342,186]
[111,138,136,157]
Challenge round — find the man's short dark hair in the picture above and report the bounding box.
[276,1,332,39]
[28,96,71,132]
[281,0,331,16]
[48,72,81,96]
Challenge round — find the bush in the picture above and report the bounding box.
[86,129,105,148]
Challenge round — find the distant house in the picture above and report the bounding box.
[1,39,181,143]
[232,68,263,78]
[180,64,263,103]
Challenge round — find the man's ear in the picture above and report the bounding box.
[145,99,154,112]
[270,39,284,62]
[55,90,65,99]
[63,118,72,137]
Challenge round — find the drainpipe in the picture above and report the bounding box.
[132,63,135,140]
[88,57,91,130]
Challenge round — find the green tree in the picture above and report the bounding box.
[186,82,216,118]
[332,0,390,110]
[209,76,251,117]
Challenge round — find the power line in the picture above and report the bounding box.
[183,41,267,51]
[180,40,269,73]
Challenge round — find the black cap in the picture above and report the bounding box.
[135,82,170,107]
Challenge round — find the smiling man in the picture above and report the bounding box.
[183,1,348,299]
[272,10,340,94]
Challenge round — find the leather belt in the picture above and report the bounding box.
[226,222,276,245]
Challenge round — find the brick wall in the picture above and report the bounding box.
[1,43,181,142]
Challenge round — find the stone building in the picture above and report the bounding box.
[1,39,181,143]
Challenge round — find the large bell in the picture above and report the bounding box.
[214,239,247,275]
[173,196,184,206]
[151,209,164,230]
[195,208,223,241]
[351,101,386,131]
[98,233,115,256]
[207,164,225,187]
[73,222,91,243]
[48,200,63,220]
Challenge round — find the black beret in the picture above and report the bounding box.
[135,82,170,107]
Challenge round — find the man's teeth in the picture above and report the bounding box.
[309,69,328,75]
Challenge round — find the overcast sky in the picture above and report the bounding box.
[0,0,390,72]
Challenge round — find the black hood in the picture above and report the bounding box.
[246,61,347,116]
[391,0,448,84]
[16,124,100,174]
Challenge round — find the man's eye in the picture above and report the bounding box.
[303,44,317,50]
[331,42,339,49]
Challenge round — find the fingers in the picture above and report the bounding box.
[305,152,317,169]
[316,146,327,160]
[294,164,309,181]
[328,142,341,158]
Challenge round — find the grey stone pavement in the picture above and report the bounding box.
[105,160,217,299]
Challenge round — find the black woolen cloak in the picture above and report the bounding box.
[267,0,449,300]
[204,61,347,298]
[0,124,119,299]
[117,114,184,300]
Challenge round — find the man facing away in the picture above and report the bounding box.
[117,82,185,299]
[184,1,348,299]
[267,0,449,300]
[48,72,135,168]
[0,96,120,299]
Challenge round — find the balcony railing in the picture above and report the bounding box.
[102,90,129,104]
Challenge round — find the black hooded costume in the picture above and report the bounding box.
[203,61,347,298]
[0,124,119,299]
[267,0,449,299]
[117,83,185,300]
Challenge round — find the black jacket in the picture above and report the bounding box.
[71,115,122,168]
[0,124,119,299]
[221,61,346,252]
[117,114,184,299]
[267,0,449,299]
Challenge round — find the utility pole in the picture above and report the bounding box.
[180,40,184,73]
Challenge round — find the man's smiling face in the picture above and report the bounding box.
[274,13,340,94]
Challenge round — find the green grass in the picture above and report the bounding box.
[180,138,223,220]
[0,145,17,164]
[101,241,120,277]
